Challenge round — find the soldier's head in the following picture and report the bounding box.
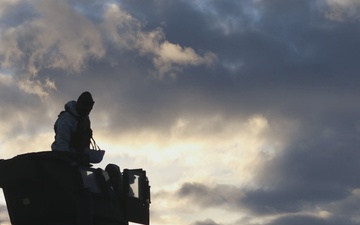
[76,91,94,117]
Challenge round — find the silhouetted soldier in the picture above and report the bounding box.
[51,91,94,153]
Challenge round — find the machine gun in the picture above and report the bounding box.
[0,151,150,225]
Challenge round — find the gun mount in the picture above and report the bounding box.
[0,151,150,225]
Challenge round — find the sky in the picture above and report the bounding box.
[1,0,360,224]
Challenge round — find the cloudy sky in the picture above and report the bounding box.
[1,0,360,224]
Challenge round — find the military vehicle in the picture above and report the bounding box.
[0,151,150,225]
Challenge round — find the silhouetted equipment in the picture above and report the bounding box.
[0,151,151,225]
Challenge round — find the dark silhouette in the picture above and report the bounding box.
[0,152,151,225]
[51,91,94,152]
[106,164,124,196]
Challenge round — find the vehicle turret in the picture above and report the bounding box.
[0,151,150,225]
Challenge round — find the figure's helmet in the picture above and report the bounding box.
[76,91,94,117]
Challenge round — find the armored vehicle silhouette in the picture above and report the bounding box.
[0,151,150,225]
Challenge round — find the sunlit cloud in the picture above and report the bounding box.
[324,0,360,21]
[102,3,216,78]
[0,0,215,99]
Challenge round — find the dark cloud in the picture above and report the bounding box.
[177,182,244,209]
[175,181,360,224]
[327,189,360,219]
[242,186,346,215]
[241,113,360,215]
[267,214,358,225]
[0,1,38,28]
[192,218,221,225]
[106,0,360,125]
